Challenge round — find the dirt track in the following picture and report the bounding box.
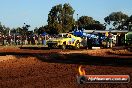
[0,46,132,88]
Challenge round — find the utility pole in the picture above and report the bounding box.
[77,14,78,30]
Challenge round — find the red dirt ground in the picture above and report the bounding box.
[0,46,132,88]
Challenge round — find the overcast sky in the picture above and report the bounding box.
[0,0,132,30]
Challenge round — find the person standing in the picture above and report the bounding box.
[86,37,92,49]
[106,32,113,48]
[108,32,113,48]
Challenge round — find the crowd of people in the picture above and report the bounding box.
[0,33,49,46]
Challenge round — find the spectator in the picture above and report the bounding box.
[86,37,92,49]
[106,32,113,48]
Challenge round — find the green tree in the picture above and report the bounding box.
[34,27,39,34]
[78,16,105,30]
[0,22,4,33]
[11,28,16,34]
[124,15,132,30]
[22,23,30,36]
[0,22,11,35]
[78,16,95,28]
[38,25,49,35]
[47,3,75,34]
[3,27,10,35]
[15,27,22,34]
[128,15,132,22]
[104,11,128,30]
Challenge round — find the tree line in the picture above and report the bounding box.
[0,3,132,36]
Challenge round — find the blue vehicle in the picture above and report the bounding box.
[72,29,107,47]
